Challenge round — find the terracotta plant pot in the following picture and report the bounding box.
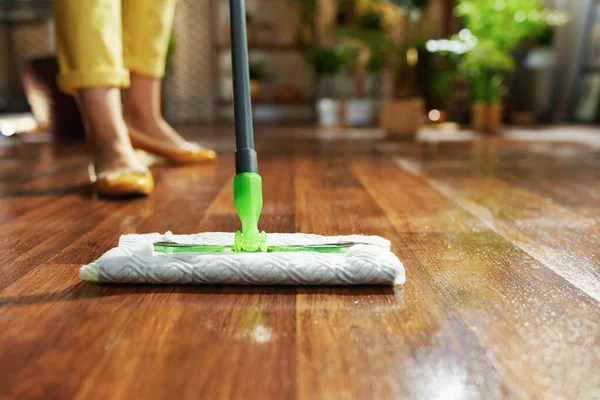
[471,101,503,134]
[380,98,425,139]
[250,80,261,102]
[471,101,487,133]
[488,102,502,133]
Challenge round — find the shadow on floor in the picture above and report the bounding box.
[0,282,398,308]
[0,183,92,198]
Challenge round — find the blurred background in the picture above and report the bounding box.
[0,0,598,142]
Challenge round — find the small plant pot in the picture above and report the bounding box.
[380,98,424,139]
[472,101,503,134]
[250,80,261,102]
[471,101,487,133]
[488,102,502,133]
[345,99,378,127]
[317,98,344,127]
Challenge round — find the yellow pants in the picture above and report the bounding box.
[53,0,177,94]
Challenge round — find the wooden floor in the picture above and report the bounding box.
[0,125,598,399]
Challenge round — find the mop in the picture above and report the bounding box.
[79,0,405,286]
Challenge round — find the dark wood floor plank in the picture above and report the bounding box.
[0,159,234,399]
[69,156,297,399]
[396,157,600,301]
[354,160,600,398]
[499,162,600,220]
[71,286,297,400]
[0,127,599,399]
[294,157,516,399]
[0,195,123,290]
[49,159,234,266]
[418,138,600,220]
[0,261,158,398]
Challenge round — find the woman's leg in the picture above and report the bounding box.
[125,72,187,148]
[121,0,181,146]
[53,0,146,177]
[122,0,215,161]
[53,0,152,196]
[76,88,144,175]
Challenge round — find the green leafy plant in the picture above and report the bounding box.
[337,42,362,71]
[459,40,515,103]
[454,0,549,53]
[334,6,396,98]
[432,69,458,109]
[307,48,345,76]
[365,48,388,97]
[365,47,387,73]
[445,0,568,103]
[307,47,346,97]
[535,25,554,47]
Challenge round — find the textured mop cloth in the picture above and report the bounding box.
[80,232,405,286]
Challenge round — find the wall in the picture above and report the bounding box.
[0,26,11,98]
[552,0,593,120]
[166,0,215,123]
[0,20,54,103]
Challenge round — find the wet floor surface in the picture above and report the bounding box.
[0,125,598,399]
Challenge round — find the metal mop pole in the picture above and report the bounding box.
[229,0,265,252]
[229,0,257,175]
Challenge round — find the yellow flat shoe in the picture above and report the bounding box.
[127,124,217,164]
[90,165,154,197]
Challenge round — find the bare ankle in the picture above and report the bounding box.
[123,100,159,124]
[75,87,142,173]
[124,73,163,123]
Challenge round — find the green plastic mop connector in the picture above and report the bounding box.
[233,172,267,252]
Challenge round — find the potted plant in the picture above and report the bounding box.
[338,42,373,126]
[248,61,268,102]
[364,45,388,123]
[460,40,515,134]
[307,47,345,126]
[336,8,394,126]
[451,0,568,133]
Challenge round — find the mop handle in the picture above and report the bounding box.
[229,0,258,175]
[229,0,266,252]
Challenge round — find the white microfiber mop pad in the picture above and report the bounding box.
[80,232,405,286]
